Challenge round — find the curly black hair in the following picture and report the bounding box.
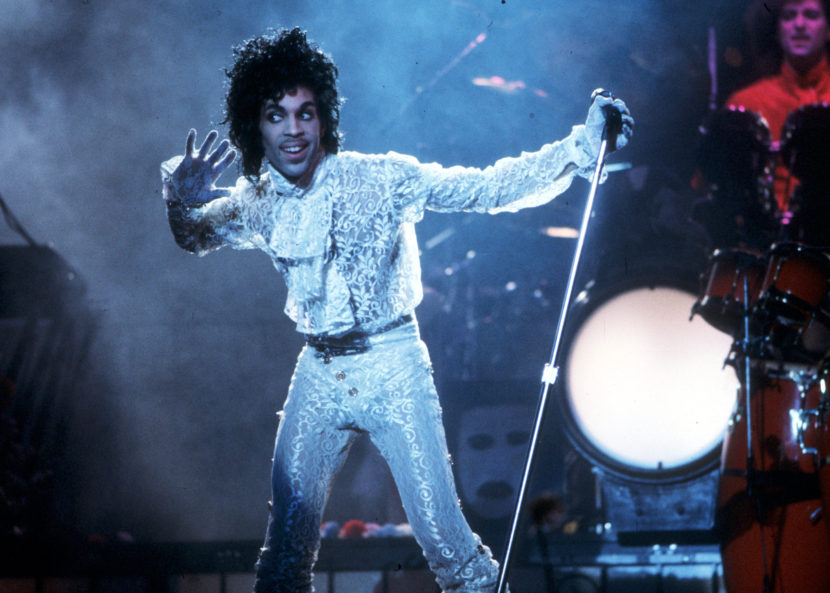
[744,0,830,77]
[222,27,342,181]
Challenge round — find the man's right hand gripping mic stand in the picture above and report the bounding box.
[496,89,623,593]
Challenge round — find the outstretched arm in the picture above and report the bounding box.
[400,93,634,216]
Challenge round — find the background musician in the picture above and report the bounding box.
[727,0,830,243]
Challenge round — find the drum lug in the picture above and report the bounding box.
[793,407,820,456]
[728,404,744,432]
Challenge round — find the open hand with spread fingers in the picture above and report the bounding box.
[166,129,237,207]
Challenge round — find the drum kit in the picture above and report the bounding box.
[692,103,830,592]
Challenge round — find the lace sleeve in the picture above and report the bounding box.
[160,157,255,256]
[388,125,600,219]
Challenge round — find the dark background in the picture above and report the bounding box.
[0,0,761,545]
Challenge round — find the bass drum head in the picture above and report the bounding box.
[557,274,739,484]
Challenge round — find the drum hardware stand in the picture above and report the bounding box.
[741,277,755,500]
[739,279,774,593]
[496,94,621,593]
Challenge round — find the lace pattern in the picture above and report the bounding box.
[252,322,501,593]
[161,129,594,592]
[162,125,597,336]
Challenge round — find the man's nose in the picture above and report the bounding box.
[287,116,302,134]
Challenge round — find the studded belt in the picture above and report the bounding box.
[305,314,414,361]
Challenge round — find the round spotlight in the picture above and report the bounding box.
[557,275,738,483]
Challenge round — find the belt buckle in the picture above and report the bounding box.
[310,336,369,361]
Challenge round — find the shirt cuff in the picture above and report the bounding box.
[565,125,606,183]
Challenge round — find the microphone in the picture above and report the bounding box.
[590,87,612,101]
[591,88,623,152]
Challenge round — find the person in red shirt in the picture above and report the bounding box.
[726,0,830,235]
[691,0,830,356]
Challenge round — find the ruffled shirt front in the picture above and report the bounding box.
[161,126,598,336]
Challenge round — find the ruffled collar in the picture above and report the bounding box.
[261,153,355,334]
[263,154,335,259]
[265,151,332,198]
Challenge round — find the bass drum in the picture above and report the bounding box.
[717,363,830,593]
[556,272,738,484]
[803,360,830,543]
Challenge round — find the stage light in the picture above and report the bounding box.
[541,226,580,239]
[555,275,740,536]
[565,285,737,473]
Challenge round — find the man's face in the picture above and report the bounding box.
[259,86,324,186]
[778,0,830,66]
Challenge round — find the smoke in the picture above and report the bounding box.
[0,0,741,541]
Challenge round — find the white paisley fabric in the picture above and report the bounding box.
[256,322,502,592]
[161,125,598,337]
[161,126,597,593]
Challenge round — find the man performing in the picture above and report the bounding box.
[160,27,632,593]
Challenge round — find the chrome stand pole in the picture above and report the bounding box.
[496,100,620,593]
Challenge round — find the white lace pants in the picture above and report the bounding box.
[252,320,501,592]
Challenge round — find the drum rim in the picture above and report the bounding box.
[781,101,830,141]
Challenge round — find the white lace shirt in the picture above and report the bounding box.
[162,125,599,336]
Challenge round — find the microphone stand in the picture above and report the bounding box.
[496,102,621,593]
